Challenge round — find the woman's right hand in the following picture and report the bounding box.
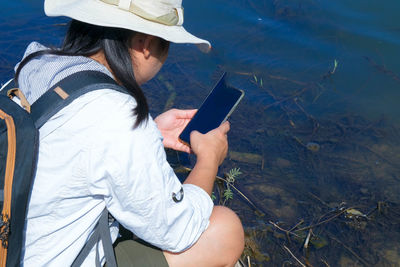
[189,121,230,166]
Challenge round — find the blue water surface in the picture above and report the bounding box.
[1,1,399,120]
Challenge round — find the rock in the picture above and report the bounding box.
[306,142,320,152]
[360,187,368,194]
[276,157,291,168]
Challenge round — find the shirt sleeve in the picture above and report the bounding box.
[86,91,214,252]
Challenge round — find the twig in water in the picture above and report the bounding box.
[289,219,304,232]
[174,165,267,216]
[294,207,352,232]
[320,258,330,267]
[364,56,400,83]
[269,221,302,245]
[263,87,308,111]
[361,144,400,170]
[327,233,370,266]
[308,192,330,208]
[265,74,308,86]
[303,229,312,249]
[216,175,266,216]
[283,245,306,267]
[292,98,320,134]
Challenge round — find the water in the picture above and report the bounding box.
[1,1,400,266]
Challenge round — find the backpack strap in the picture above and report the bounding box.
[1,80,32,113]
[71,208,117,267]
[31,70,130,128]
[0,87,38,267]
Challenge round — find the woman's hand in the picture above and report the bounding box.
[182,121,230,194]
[190,121,230,166]
[154,108,197,153]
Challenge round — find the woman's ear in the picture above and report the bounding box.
[142,35,155,59]
[130,33,153,59]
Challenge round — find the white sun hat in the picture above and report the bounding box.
[44,0,211,52]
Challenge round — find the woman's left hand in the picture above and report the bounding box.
[154,108,197,153]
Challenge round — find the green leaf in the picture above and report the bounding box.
[226,168,242,184]
[331,59,338,74]
[228,168,242,179]
[223,188,233,201]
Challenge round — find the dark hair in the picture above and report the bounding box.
[15,20,169,128]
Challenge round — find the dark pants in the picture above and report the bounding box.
[114,239,169,267]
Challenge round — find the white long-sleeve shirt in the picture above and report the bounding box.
[9,42,214,266]
[22,89,213,266]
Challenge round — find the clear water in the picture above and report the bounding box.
[1,1,400,266]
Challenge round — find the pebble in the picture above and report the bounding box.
[306,142,320,152]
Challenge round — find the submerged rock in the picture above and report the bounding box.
[275,157,291,168]
[306,142,320,152]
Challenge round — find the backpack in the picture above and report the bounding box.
[0,70,129,267]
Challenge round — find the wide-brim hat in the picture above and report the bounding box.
[44,0,211,52]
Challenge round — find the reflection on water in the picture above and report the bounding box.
[1,0,400,266]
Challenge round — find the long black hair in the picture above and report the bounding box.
[16,20,169,128]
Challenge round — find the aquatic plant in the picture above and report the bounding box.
[222,168,242,205]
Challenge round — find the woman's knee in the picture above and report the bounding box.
[208,206,245,263]
[210,206,244,235]
[164,206,244,267]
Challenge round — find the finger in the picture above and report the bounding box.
[190,130,201,139]
[177,109,197,119]
[218,121,230,134]
[178,143,191,153]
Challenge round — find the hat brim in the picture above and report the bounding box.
[44,0,211,52]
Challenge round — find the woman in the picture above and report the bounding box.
[15,0,244,266]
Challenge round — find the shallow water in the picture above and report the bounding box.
[1,1,400,266]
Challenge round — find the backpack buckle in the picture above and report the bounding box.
[7,88,31,113]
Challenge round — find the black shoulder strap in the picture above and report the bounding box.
[31,70,130,128]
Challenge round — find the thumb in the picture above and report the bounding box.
[218,121,230,134]
[177,109,197,119]
[190,130,201,140]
